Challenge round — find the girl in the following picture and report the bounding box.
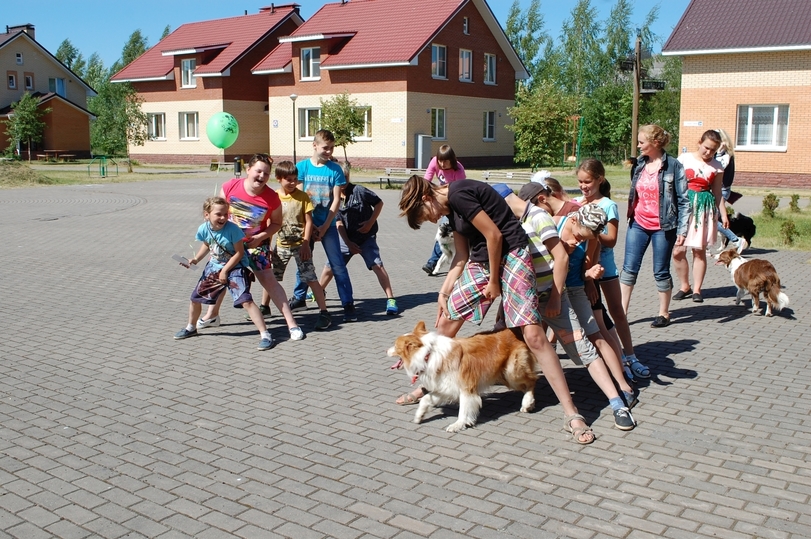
[531,172,580,223]
[175,197,274,351]
[673,130,727,303]
[715,129,746,253]
[398,176,596,444]
[422,144,466,274]
[576,159,650,380]
[621,124,690,328]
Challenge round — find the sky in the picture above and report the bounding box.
[9,0,691,70]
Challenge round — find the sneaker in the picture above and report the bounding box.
[623,390,639,409]
[650,315,670,328]
[692,292,704,303]
[289,326,305,340]
[174,328,197,340]
[613,407,636,430]
[257,336,274,351]
[306,290,316,303]
[672,288,692,300]
[343,303,358,322]
[315,310,332,330]
[386,298,399,315]
[737,238,749,254]
[288,297,307,311]
[196,316,220,330]
[422,264,434,275]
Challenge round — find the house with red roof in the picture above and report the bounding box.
[1,24,96,159]
[111,5,303,164]
[663,0,811,188]
[253,0,527,168]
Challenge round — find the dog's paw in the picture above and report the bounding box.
[445,421,468,433]
[520,404,535,413]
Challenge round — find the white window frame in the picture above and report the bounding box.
[459,49,472,82]
[431,108,446,140]
[432,44,447,79]
[147,113,166,141]
[24,74,33,90]
[736,104,789,152]
[299,107,321,139]
[7,73,16,90]
[16,52,23,65]
[49,77,66,96]
[179,112,199,140]
[353,107,372,140]
[181,59,197,88]
[301,47,321,80]
[483,111,496,141]
[463,17,469,35]
[484,53,496,85]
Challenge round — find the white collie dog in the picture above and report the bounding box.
[432,221,455,275]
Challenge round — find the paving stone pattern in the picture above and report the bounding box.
[2,176,810,538]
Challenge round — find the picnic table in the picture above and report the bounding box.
[43,150,67,162]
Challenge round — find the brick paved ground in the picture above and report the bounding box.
[2,175,809,539]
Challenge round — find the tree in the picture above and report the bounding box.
[558,0,602,99]
[83,53,107,90]
[55,39,79,69]
[111,30,149,73]
[641,55,682,154]
[89,82,147,171]
[505,0,551,90]
[507,81,578,168]
[318,92,366,163]
[160,25,171,40]
[3,93,51,161]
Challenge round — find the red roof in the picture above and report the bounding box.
[253,0,526,76]
[111,6,302,82]
[663,0,811,54]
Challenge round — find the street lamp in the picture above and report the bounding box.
[290,94,298,162]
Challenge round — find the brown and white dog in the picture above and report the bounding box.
[387,321,537,433]
[715,249,789,316]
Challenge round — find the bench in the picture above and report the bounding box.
[37,154,48,161]
[377,167,426,188]
[59,154,76,162]
[210,160,231,173]
[481,170,535,183]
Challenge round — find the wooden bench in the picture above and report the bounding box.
[481,170,535,183]
[59,154,76,162]
[210,160,231,173]
[377,167,426,188]
[37,154,48,161]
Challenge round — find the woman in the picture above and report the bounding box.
[398,176,596,444]
[672,130,727,303]
[422,144,466,274]
[620,125,690,328]
[715,129,746,253]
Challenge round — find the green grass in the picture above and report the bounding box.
[0,160,207,188]
[751,208,811,251]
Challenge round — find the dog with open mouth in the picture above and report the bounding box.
[715,249,789,316]
[387,321,537,432]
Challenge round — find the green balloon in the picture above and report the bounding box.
[206,112,239,149]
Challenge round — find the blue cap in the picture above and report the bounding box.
[491,183,513,198]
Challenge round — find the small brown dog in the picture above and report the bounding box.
[387,321,537,432]
[715,249,789,316]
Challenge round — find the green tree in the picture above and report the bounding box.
[83,53,107,90]
[505,0,551,90]
[90,82,147,171]
[558,0,602,99]
[581,80,634,162]
[55,39,79,69]
[507,81,578,168]
[318,92,366,163]
[640,54,682,153]
[111,30,149,73]
[3,93,51,161]
[160,25,171,40]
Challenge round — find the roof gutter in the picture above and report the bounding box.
[664,44,811,56]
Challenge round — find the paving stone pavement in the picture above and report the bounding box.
[2,176,810,539]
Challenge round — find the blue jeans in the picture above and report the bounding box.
[718,187,739,242]
[620,221,677,292]
[426,241,442,266]
[293,223,354,306]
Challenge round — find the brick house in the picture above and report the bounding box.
[110,5,303,164]
[253,0,527,169]
[0,24,95,159]
[663,0,811,188]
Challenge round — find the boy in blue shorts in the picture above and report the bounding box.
[175,197,274,350]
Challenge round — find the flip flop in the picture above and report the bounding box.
[396,391,421,405]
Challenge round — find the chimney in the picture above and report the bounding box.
[6,24,35,40]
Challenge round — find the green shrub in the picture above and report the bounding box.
[789,194,801,213]
[780,220,798,244]
[762,193,779,218]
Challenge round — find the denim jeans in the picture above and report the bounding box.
[426,241,442,266]
[620,221,677,292]
[718,187,739,242]
[293,223,354,306]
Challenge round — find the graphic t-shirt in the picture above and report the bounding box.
[633,167,661,231]
[221,177,281,238]
[296,159,346,226]
[195,221,249,269]
[276,188,314,248]
[339,184,381,245]
[447,180,528,264]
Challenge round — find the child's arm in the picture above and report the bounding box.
[598,218,619,249]
[435,233,470,328]
[544,237,569,318]
[469,211,503,301]
[713,170,729,228]
[189,243,210,267]
[316,184,343,240]
[337,220,361,254]
[300,211,313,261]
[583,239,604,303]
[357,200,383,235]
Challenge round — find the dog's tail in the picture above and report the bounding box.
[774,291,790,312]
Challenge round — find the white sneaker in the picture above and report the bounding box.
[196,316,220,330]
[737,238,749,254]
[289,327,305,341]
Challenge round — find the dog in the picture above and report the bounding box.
[387,321,537,432]
[722,211,757,249]
[715,249,789,316]
[432,222,455,275]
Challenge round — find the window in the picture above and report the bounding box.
[483,111,496,141]
[179,112,199,139]
[16,52,23,65]
[484,53,496,84]
[736,105,789,151]
[459,50,472,82]
[24,73,34,90]
[431,108,446,139]
[181,59,196,88]
[147,113,166,140]
[463,17,469,35]
[353,107,372,139]
[48,77,66,97]
[7,72,16,90]
[301,47,321,80]
[299,108,321,139]
[432,44,447,79]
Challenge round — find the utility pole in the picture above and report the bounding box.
[631,31,641,158]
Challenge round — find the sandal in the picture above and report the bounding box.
[626,356,651,379]
[396,389,422,406]
[563,414,595,445]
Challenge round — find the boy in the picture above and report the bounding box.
[289,130,356,322]
[271,161,332,330]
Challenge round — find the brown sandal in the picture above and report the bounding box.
[564,414,595,445]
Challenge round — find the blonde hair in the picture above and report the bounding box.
[717,128,734,157]
[638,124,671,149]
[203,196,228,214]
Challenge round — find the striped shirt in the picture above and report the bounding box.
[520,202,558,293]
